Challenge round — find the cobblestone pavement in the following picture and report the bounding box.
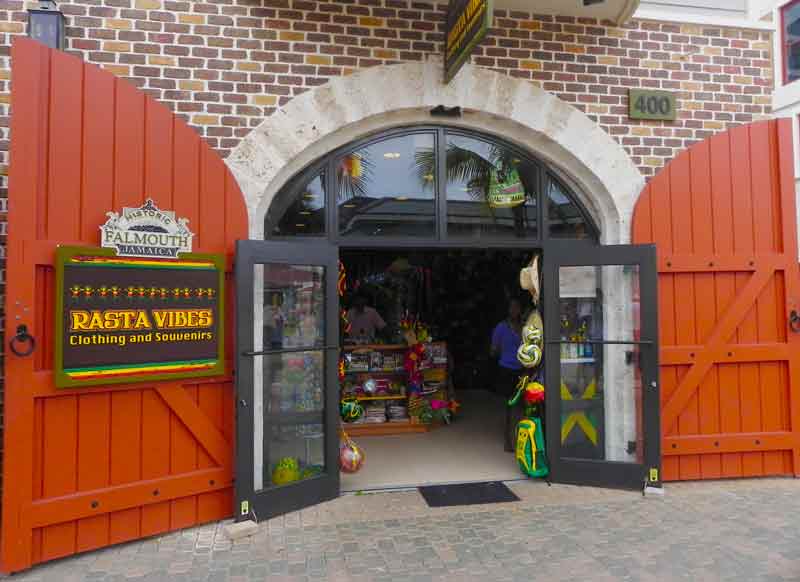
[7,478,800,582]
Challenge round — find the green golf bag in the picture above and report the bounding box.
[516,417,548,478]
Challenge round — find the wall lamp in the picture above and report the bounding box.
[27,0,66,50]
[430,105,461,118]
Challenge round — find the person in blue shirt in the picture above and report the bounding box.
[491,297,524,451]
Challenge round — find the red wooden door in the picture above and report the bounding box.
[633,119,800,481]
[1,39,248,572]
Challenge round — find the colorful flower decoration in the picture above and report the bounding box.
[341,308,352,335]
[338,260,347,297]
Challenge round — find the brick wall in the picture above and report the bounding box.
[0,1,775,175]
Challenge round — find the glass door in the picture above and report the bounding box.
[235,240,339,521]
[543,243,660,490]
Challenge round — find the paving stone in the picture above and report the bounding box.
[8,479,800,581]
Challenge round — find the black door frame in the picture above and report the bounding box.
[234,239,341,522]
[543,241,661,489]
[234,124,661,521]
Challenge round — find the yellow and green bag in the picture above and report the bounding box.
[516,417,548,478]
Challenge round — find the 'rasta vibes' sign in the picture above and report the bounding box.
[54,244,225,388]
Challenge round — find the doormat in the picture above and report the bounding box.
[418,481,520,508]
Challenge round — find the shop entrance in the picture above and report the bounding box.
[233,126,661,522]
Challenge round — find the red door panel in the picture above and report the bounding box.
[633,119,800,481]
[1,39,248,572]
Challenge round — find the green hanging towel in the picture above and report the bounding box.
[516,417,548,478]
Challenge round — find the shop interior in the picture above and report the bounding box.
[338,248,541,491]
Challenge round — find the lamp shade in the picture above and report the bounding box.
[27,2,65,50]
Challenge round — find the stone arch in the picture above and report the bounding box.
[226,57,644,245]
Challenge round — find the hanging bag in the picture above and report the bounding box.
[339,429,365,473]
[516,417,549,478]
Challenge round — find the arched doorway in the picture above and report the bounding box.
[233,124,660,521]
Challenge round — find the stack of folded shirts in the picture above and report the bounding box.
[386,401,408,422]
[362,403,387,423]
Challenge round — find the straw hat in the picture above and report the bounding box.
[519,255,540,303]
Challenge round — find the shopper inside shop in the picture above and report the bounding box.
[491,297,525,451]
[346,292,387,344]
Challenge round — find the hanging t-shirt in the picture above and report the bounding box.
[347,306,386,341]
[492,321,523,370]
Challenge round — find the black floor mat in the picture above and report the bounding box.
[418,481,520,507]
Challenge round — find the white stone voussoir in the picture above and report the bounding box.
[227,56,645,244]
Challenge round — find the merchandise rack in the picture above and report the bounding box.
[340,342,448,436]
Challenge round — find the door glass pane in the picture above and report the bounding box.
[337,133,436,237]
[253,264,327,491]
[263,264,325,349]
[445,134,539,239]
[259,351,326,490]
[784,2,800,83]
[559,345,643,463]
[548,177,592,239]
[558,265,640,342]
[558,264,642,463]
[269,172,326,237]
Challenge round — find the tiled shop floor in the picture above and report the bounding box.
[7,478,800,581]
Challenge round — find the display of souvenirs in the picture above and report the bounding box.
[339,341,450,433]
[346,352,370,372]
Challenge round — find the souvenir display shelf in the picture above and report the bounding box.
[340,341,449,436]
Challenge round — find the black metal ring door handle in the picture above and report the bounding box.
[790,311,800,334]
[9,324,35,357]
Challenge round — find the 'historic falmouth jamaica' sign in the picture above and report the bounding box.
[100,198,194,258]
[445,0,493,83]
[54,202,224,388]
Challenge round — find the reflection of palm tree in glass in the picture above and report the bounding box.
[414,143,535,235]
[336,152,375,201]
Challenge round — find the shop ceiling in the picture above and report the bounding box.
[493,0,640,25]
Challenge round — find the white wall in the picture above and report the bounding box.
[635,0,773,27]
[750,0,784,19]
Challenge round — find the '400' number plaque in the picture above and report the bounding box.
[54,246,225,388]
[628,89,677,122]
